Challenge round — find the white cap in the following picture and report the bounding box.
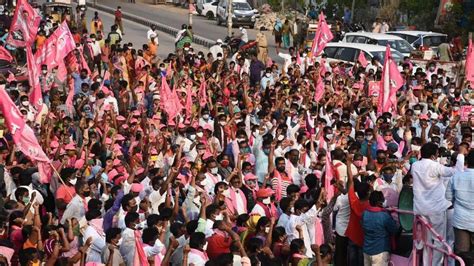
[430,112,439,120]
[216,39,222,43]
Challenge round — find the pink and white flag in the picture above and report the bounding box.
[26,47,43,113]
[6,0,42,47]
[198,80,207,107]
[377,45,404,115]
[314,79,325,102]
[161,78,182,121]
[466,39,474,87]
[358,52,368,68]
[324,152,335,201]
[0,86,49,163]
[311,12,334,57]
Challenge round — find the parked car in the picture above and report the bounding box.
[386,30,447,53]
[201,0,218,19]
[342,32,414,57]
[323,42,404,65]
[216,0,257,28]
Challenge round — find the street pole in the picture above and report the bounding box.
[350,0,356,23]
[227,0,233,37]
[93,0,97,7]
[189,0,194,27]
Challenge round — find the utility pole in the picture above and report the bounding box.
[350,0,356,23]
[227,0,233,37]
[189,0,194,27]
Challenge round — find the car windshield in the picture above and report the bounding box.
[378,40,413,54]
[232,2,252,10]
[370,50,403,64]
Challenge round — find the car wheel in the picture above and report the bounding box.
[206,11,214,20]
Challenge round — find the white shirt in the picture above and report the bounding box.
[232,188,246,214]
[187,248,207,266]
[143,239,165,259]
[411,155,464,215]
[285,205,319,258]
[250,203,267,217]
[104,95,119,114]
[209,44,224,61]
[278,52,292,73]
[334,194,350,236]
[147,29,158,41]
[89,41,101,57]
[119,228,136,266]
[61,195,86,224]
[202,172,221,196]
[277,213,290,228]
[241,29,248,43]
[83,225,106,263]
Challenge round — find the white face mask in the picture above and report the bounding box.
[196,132,204,138]
[203,242,208,250]
[222,189,230,198]
[42,70,47,75]
[232,100,238,105]
[117,238,123,247]
[366,135,373,141]
[22,101,29,106]
[202,114,209,120]
[411,145,421,152]
[189,134,196,140]
[264,227,270,233]
[217,56,222,60]
[290,207,295,213]
[69,178,77,185]
[211,167,218,175]
[453,107,460,111]
[219,121,226,126]
[215,213,223,221]
[382,200,388,208]
[265,73,271,78]
[89,95,96,103]
[414,110,421,115]
[326,134,334,140]
[262,197,271,205]
[277,135,285,141]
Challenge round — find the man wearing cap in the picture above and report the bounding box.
[250,188,278,218]
[209,39,223,62]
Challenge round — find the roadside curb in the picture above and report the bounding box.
[86,2,215,48]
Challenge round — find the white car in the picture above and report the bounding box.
[217,0,257,28]
[201,1,218,19]
[386,31,447,53]
[323,42,404,64]
[342,32,414,57]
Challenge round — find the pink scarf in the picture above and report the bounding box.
[133,230,149,266]
[190,248,209,261]
[227,187,247,215]
[142,243,166,266]
[314,217,324,246]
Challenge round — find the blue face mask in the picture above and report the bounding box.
[383,174,394,182]
[241,147,251,154]
[409,157,417,164]
[263,148,270,156]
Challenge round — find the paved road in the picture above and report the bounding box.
[92,0,286,61]
[84,6,207,59]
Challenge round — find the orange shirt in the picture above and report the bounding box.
[56,184,76,204]
[345,185,370,247]
[148,42,158,57]
[36,36,46,49]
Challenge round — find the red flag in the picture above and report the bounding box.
[377,45,404,115]
[324,151,335,201]
[358,51,368,68]
[466,39,474,87]
[0,86,48,162]
[26,47,43,113]
[6,0,42,47]
[311,12,334,57]
[198,80,207,107]
[0,46,13,62]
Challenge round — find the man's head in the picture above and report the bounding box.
[369,191,384,207]
[466,150,474,169]
[121,193,138,213]
[75,180,90,198]
[420,142,439,160]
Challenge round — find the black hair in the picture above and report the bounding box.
[147,214,160,227]
[186,220,199,235]
[85,209,102,221]
[294,199,308,212]
[124,212,139,228]
[236,214,250,227]
[142,226,159,245]
[205,204,220,219]
[105,227,122,243]
[279,197,292,213]
[305,174,319,189]
[87,198,102,211]
[369,191,384,207]
[189,232,206,249]
[286,184,300,195]
[420,142,439,159]
[290,238,305,254]
[121,194,135,210]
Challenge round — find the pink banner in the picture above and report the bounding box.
[311,12,334,57]
[34,21,76,72]
[0,86,48,162]
[161,79,182,121]
[6,0,42,47]
[358,52,368,68]
[368,81,380,96]
[460,106,472,121]
[314,79,324,102]
[466,39,474,87]
[26,47,43,112]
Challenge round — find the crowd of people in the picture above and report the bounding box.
[0,1,473,266]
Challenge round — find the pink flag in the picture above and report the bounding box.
[65,78,75,114]
[310,12,334,57]
[133,230,150,266]
[324,152,335,201]
[314,79,325,102]
[0,46,13,62]
[185,83,193,117]
[101,70,110,88]
[377,45,404,115]
[358,51,368,68]
[466,39,474,87]
[7,71,16,83]
[0,86,49,162]
[198,80,207,107]
[6,0,42,47]
[161,78,182,121]
[26,47,43,113]
[319,58,327,77]
[296,51,302,65]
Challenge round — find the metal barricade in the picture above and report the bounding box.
[387,208,465,266]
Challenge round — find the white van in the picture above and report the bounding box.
[216,0,257,28]
[323,43,404,64]
[386,31,447,52]
[342,32,413,57]
[197,0,218,19]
